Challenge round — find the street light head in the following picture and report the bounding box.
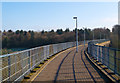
[73,17,77,19]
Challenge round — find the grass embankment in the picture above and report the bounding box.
[0,48,27,55]
[0,49,13,55]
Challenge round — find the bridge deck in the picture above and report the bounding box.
[29,45,105,82]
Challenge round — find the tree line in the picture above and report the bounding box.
[109,25,120,49]
[2,27,112,49]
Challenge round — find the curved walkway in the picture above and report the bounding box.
[30,45,105,82]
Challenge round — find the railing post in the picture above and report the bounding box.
[98,46,101,62]
[96,46,98,60]
[114,50,116,74]
[88,43,90,54]
[102,47,104,65]
[15,55,16,78]
[107,48,109,68]
[28,51,31,70]
[91,44,93,57]
[93,45,95,58]
[95,46,97,60]
[8,56,11,82]
[92,45,94,57]
[89,44,92,56]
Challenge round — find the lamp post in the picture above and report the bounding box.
[73,17,78,53]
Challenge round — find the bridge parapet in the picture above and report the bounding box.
[88,40,120,79]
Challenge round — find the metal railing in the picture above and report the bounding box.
[88,40,120,76]
[0,42,79,82]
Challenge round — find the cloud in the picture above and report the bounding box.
[102,17,118,24]
[98,17,117,31]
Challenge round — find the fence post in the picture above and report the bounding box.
[107,48,109,68]
[92,44,93,57]
[95,46,97,60]
[91,44,93,57]
[8,56,11,81]
[28,51,31,71]
[98,46,101,62]
[88,43,90,54]
[15,55,16,78]
[93,45,95,58]
[114,50,116,74]
[102,47,104,65]
[96,46,98,60]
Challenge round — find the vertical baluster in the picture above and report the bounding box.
[107,48,109,68]
[114,50,116,74]
[8,56,11,82]
[98,46,100,62]
[95,46,97,60]
[15,55,16,79]
[28,50,31,71]
[102,47,104,65]
[91,44,93,57]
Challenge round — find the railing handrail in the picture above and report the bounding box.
[0,41,78,82]
[89,41,120,51]
[0,41,75,58]
[88,40,120,76]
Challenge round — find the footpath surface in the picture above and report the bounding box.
[28,45,105,83]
